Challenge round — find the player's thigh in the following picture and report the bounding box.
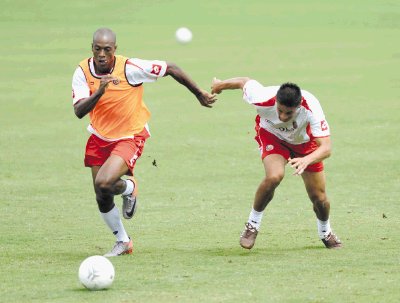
[301,171,327,199]
[91,166,101,185]
[95,154,129,186]
[262,154,286,179]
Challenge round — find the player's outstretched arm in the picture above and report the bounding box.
[165,62,217,108]
[211,77,251,94]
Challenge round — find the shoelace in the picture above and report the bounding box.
[325,232,341,243]
[110,241,127,254]
[244,223,257,234]
[123,195,135,208]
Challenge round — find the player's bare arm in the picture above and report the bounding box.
[74,75,119,119]
[288,136,332,175]
[165,62,217,108]
[211,77,251,94]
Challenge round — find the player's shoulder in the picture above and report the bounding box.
[77,57,91,66]
[300,89,326,117]
[116,54,128,59]
[301,89,318,100]
[243,80,279,104]
[124,58,147,74]
[264,85,280,95]
[125,57,159,69]
[245,80,278,93]
[301,89,322,107]
[72,64,86,80]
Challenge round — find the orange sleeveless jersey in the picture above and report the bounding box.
[79,55,150,140]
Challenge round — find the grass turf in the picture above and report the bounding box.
[0,0,399,302]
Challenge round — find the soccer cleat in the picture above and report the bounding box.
[321,232,342,249]
[122,177,138,219]
[240,222,258,249]
[104,238,133,257]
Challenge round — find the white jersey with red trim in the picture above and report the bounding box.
[243,80,330,145]
[72,57,167,104]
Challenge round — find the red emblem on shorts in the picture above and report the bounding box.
[266,145,274,151]
[151,64,162,75]
[321,120,328,131]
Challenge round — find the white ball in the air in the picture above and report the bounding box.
[175,27,192,44]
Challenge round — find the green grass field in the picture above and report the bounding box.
[1,0,399,302]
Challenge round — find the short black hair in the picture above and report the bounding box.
[276,82,302,107]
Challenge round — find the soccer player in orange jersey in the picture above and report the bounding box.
[72,28,216,256]
[211,77,341,250]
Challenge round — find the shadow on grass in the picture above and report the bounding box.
[195,244,323,257]
[70,287,113,293]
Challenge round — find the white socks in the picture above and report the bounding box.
[100,206,130,242]
[248,208,264,230]
[247,209,332,238]
[317,219,332,239]
[99,179,134,243]
[121,179,134,196]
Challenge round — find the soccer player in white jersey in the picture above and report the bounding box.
[211,77,342,249]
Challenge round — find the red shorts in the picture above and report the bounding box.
[255,127,323,172]
[84,128,150,175]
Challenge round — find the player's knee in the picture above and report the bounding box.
[309,192,328,205]
[94,176,114,194]
[264,173,284,188]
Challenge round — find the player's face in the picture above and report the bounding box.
[92,39,116,74]
[276,103,299,122]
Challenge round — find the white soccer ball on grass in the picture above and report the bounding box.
[78,255,115,290]
[175,27,193,44]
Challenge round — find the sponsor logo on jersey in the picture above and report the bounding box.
[321,120,328,131]
[151,64,162,75]
[265,119,275,126]
[267,118,297,132]
[278,126,296,132]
